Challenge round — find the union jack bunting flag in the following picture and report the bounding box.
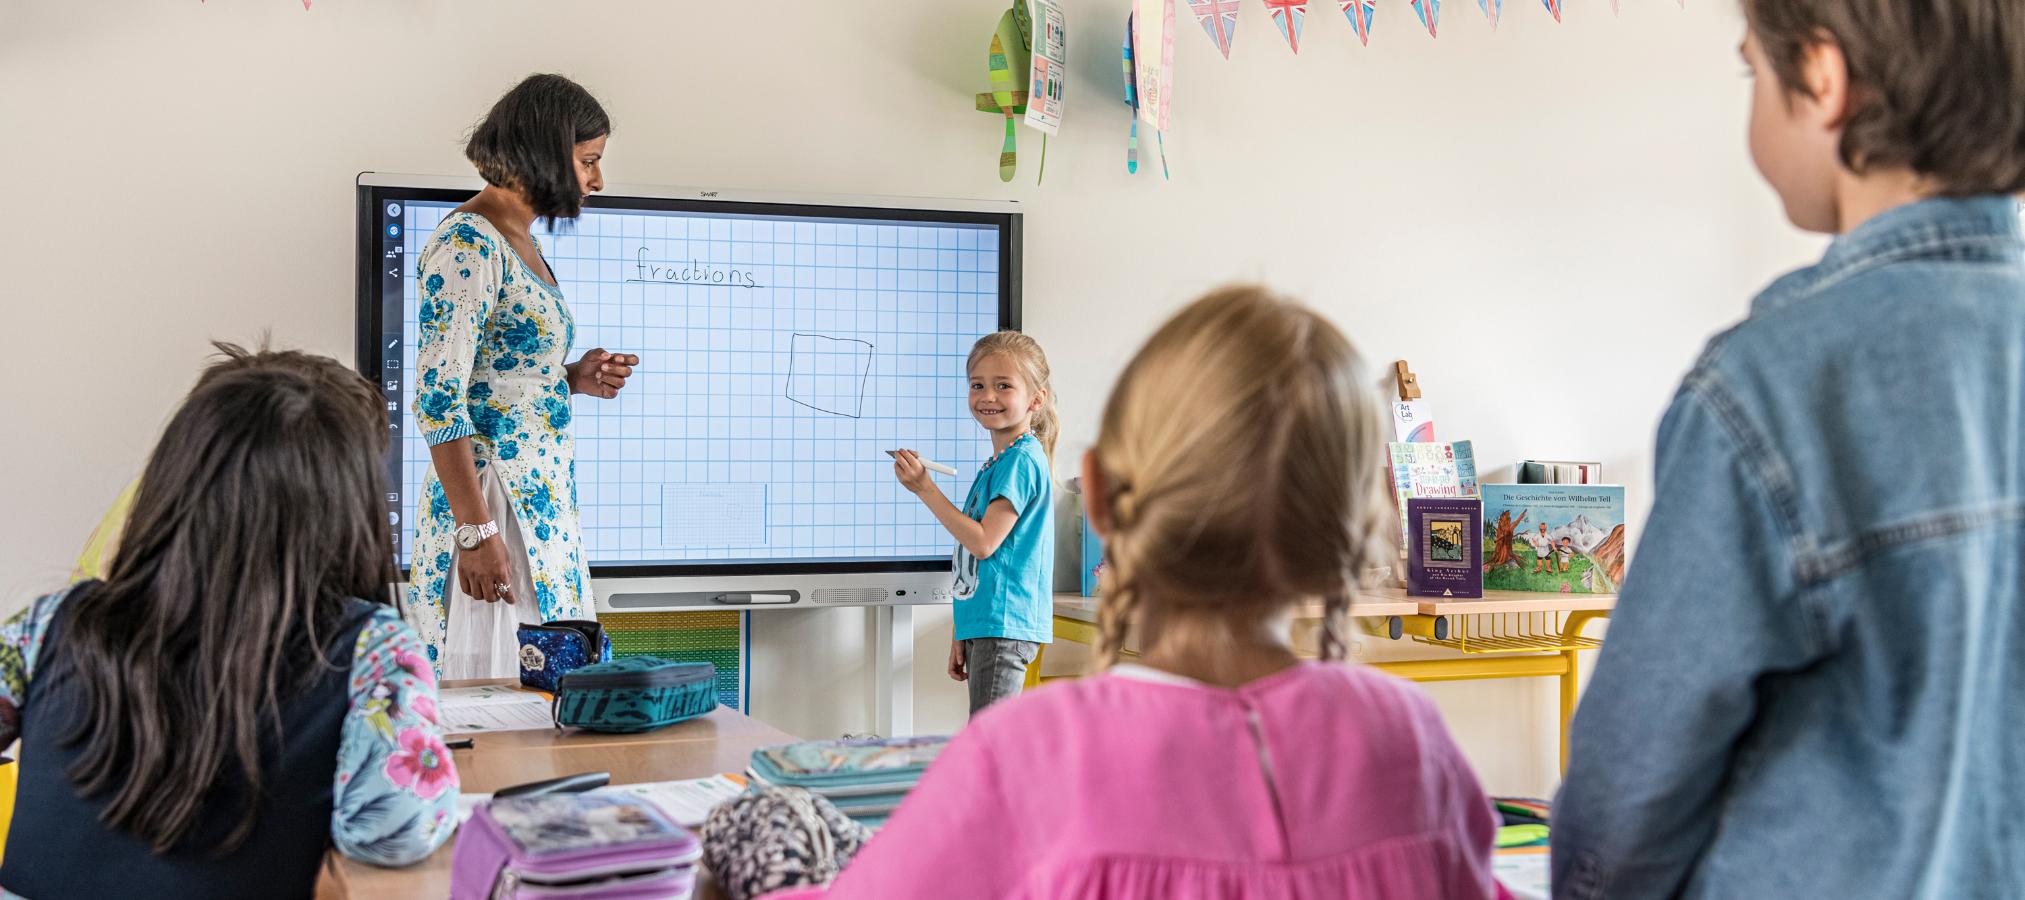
[1478,0,1501,29]
[1541,0,1562,22]
[1412,0,1440,37]
[1261,0,1308,53]
[1340,0,1376,44]
[1187,0,1241,57]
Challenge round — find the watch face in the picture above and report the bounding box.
[455,526,477,549]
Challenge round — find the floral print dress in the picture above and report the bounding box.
[405,212,593,672]
[0,588,458,868]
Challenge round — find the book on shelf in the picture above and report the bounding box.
[1406,498,1483,598]
[1386,440,1480,557]
[1481,484,1625,594]
[1518,460,1604,485]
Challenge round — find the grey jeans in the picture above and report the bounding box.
[963,638,1039,715]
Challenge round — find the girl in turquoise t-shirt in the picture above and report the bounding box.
[893,331,1058,716]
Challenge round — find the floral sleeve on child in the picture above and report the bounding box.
[0,590,71,749]
[332,606,460,867]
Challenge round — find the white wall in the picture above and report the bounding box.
[0,0,1819,798]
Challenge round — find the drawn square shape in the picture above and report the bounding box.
[786,333,874,418]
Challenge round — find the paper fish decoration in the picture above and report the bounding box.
[1479,0,1501,29]
[1412,0,1441,37]
[1186,0,1241,58]
[1542,0,1562,22]
[1261,0,1308,53]
[1341,0,1376,45]
[987,8,1032,182]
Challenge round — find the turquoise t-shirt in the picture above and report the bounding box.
[950,432,1054,644]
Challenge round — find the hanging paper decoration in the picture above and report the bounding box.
[1412,0,1440,37]
[1024,0,1067,183]
[1261,0,1308,53]
[1541,0,1562,22]
[1186,0,1241,59]
[987,7,1032,182]
[1134,0,1176,133]
[1123,14,1141,174]
[1123,12,1170,179]
[1131,1,1176,179]
[1478,0,1501,29]
[1340,0,1376,45]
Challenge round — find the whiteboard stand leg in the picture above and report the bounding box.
[873,605,914,737]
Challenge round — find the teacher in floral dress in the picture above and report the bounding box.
[406,74,638,677]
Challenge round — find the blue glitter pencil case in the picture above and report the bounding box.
[554,657,719,734]
[516,619,613,693]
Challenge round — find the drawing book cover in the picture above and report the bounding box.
[1407,498,1482,598]
[1387,440,1479,555]
[1480,484,1626,594]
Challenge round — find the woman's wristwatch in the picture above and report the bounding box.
[454,521,500,550]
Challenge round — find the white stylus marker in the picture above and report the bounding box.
[887,450,958,476]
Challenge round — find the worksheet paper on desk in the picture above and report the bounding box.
[1494,850,1548,900]
[439,684,555,734]
[456,774,750,827]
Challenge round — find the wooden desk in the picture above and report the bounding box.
[338,684,796,899]
[1049,588,1613,770]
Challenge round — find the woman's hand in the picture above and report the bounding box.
[568,349,639,399]
[892,449,935,496]
[947,638,968,682]
[457,535,517,605]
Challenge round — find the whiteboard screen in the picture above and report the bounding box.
[357,181,1021,576]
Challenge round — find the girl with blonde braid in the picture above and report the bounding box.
[796,287,1504,900]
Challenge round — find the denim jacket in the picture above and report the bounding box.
[1554,197,2025,900]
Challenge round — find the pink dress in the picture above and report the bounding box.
[775,661,1503,900]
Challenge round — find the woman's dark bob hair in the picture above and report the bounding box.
[465,73,611,224]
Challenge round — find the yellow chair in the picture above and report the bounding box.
[0,758,16,864]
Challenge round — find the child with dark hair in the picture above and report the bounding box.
[1,345,458,897]
[1556,3,2025,897]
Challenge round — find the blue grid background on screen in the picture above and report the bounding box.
[394,202,1002,567]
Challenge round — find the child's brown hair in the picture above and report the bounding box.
[1088,286,1390,666]
[1743,0,2025,194]
[967,331,1059,464]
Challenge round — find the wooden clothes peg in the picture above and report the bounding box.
[1394,360,1422,402]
